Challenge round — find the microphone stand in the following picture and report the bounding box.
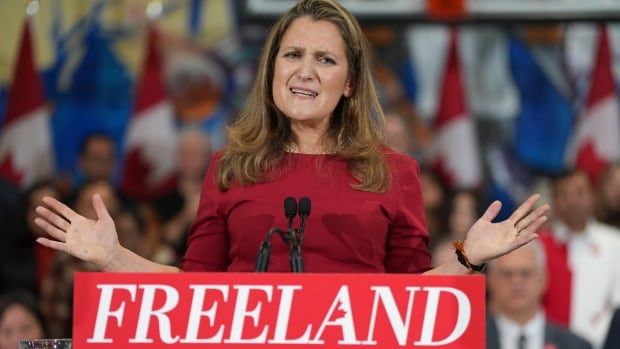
[254,197,310,273]
[254,227,281,272]
[290,197,310,273]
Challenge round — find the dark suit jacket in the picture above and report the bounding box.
[487,315,592,349]
[604,308,620,349]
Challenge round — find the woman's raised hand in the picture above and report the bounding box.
[35,194,120,271]
[463,194,550,265]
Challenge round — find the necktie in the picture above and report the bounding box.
[517,333,527,349]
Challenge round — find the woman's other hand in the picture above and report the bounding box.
[34,194,120,271]
[463,194,550,265]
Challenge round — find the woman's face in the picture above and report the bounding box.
[0,304,44,349]
[272,17,351,131]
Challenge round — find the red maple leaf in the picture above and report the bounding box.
[0,153,24,185]
[121,148,176,201]
[121,148,152,200]
[329,300,349,322]
[575,141,608,184]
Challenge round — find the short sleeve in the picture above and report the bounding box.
[181,154,230,271]
[385,157,432,273]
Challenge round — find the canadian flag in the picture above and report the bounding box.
[430,29,481,189]
[0,20,54,187]
[120,26,177,201]
[566,25,620,182]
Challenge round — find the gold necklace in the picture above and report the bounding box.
[283,143,336,155]
[283,143,299,153]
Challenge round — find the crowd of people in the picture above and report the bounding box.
[0,1,619,349]
[0,128,212,342]
[2,117,619,349]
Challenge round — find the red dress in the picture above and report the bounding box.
[182,150,431,273]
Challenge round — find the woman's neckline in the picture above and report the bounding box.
[284,151,332,157]
[283,143,336,155]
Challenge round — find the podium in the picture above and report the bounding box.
[73,272,485,348]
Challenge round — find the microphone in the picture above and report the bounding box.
[254,196,311,273]
[254,197,298,272]
[284,196,297,218]
[284,197,297,245]
[284,196,303,273]
[290,197,310,273]
[297,197,311,244]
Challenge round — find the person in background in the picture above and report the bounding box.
[486,241,591,349]
[431,189,481,267]
[0,181,60,295]
[77,133,116,185]
[0,291,46,349]
[598,163,620,229]
[418,167,447,239]
[603,307,620,349]
[447,190,482,240]
[384,110,413,155]
[153,128,212,260]
[539,169,620,348]
[0,179,21,291]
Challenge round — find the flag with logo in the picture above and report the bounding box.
[430,29,481,189]
[120,25,177,201]
[565,25,620,182]
[509,36,575,175]
[0,20,54,187]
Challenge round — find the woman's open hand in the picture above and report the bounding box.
[34,194,120,271]
[463,194,550,265]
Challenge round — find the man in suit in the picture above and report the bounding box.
[604,307,620,349]
[486,240,592,349]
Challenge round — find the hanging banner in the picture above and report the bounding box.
[427,0,466,19]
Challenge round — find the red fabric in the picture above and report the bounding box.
[573,25,619,183]
[585,25,615,108]
[3,21,45,127]
[539,229,572,326]
[120,24,176,201]
[434,29,466,127]
[0,153,23,184]
[575,141,608,184]
[121,148,177,200]
[182,150,431,273]
[133,26,165,115]
[35,243,55,287]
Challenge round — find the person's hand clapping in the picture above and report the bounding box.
[463,194,550,266]
[34,194,120,271]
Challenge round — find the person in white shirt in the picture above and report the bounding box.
[486,240,591,349]
[539,170,620,348]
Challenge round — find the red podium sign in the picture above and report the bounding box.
[73,272,485,348]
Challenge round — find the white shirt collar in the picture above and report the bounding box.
[495,310,545,349]
[551,219,596,243]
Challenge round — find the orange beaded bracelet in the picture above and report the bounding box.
[453,240,487,273]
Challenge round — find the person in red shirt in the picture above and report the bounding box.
[33,0,548,276]
[539,170,620,347]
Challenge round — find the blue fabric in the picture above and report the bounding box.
[509,37,574,175]
[44,13,132,184]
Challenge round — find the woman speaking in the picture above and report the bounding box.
[34,0,548,275]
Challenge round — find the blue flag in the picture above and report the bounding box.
[509,37,575,174]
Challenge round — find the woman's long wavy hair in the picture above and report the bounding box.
[217,0,388,192]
